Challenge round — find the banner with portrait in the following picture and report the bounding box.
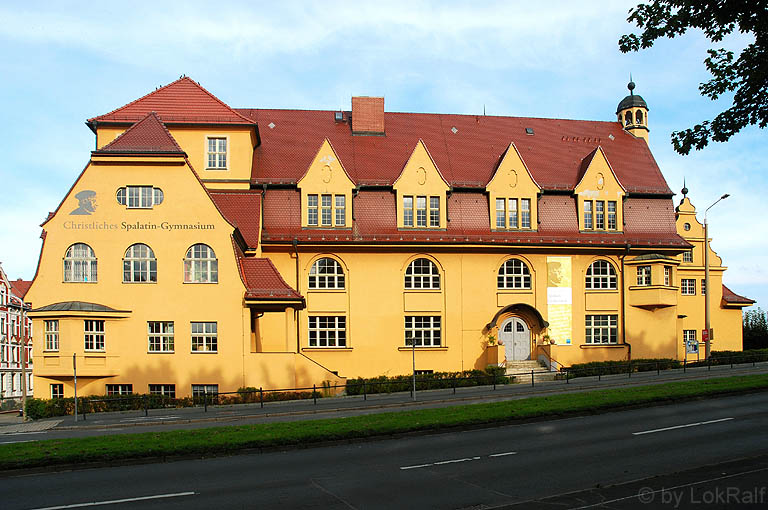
[546,256,572,345]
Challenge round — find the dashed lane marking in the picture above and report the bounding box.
[632,417,734,436]
[28,491,196,509]
[400,452,517,470]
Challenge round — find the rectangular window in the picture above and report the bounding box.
[335,195,346,226]
[126,186,154,209]
[429,196,440,227]
[607,201,617,230]
[584,201,593,229]
[683,250,693,263]
[191,322,217,352]
[321,194,332,226]
[585,315,618,344]
[508,198,518,228]
[701,279,706,295]
[683,329,697,344]
[45,320,59,351]
[521,199,531,229]
[495,198,506,228]
[51,384,64,399]
[149,384,175,398]
[106,384,133,395]
[403,196,414,227]
[192,384,219,396]
[595,201,605,230]
[636,266,651,286]
[404,316,441,347]
[84,320,105,351]
[206,137,227,169]
[307,194,318,226]
[664,266,672,286]
[681,279,696,295]
[148,321,174,352]
[416,196,427,227]
[308,316,347,347]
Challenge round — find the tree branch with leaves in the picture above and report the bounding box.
[619,0,767,154]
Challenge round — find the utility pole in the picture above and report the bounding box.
[704,193,729,359]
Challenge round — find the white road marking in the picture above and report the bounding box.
[0,439,36,444]
[120,416,180,423]
[29,491,196,509]
[400,453,516,470]
[632,417,734,436]
[489,451,518,457]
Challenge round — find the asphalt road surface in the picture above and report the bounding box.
[2,391,767,509]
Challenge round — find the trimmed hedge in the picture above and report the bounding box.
[686,348,768,368]
[345,366,510,396]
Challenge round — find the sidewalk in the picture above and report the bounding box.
[3,361,768,436]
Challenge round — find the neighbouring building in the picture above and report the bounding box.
[0,263,33,400]
[25,77,753,398]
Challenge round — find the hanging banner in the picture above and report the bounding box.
[547,256,572,345]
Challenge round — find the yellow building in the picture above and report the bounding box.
[26,78,753,398]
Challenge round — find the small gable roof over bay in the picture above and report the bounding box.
[94,112,185,154]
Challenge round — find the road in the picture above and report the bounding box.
[2,391,767,509]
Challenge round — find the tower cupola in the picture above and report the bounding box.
[616,79,649,143]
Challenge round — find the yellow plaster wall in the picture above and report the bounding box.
[486,143,541,230]
[574,148,625,232]
[297,139,354,228]
[393,140,450,229]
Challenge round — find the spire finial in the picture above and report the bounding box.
[628,74,635,96]
[681,177,688,198]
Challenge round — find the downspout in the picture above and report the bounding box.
[352,187,359,222]
[293,238,300,353]
[621,243,631,361]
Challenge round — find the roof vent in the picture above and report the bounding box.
[334,111,344,122]
[268,122,275,129]
[525,127,534,135]
[451,126,458,134]
[608,134,615,141]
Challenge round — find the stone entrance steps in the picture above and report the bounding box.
[505,360,558,383]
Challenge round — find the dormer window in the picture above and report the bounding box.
[307,194,346,227]
[206,137,227,169]
[583,200,617,231]
[494,198,532,229]
[403,195,440,228]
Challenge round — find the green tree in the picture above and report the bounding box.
[743,307,768,350]
[619,1,768,155]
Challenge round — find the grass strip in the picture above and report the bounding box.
[2,374,767,471]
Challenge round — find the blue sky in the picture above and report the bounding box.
[0,1,765,310]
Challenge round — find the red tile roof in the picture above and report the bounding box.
[10,279,32,299]
[95,112,185,154]
[257,189,687,248]
[239,109,671,194]
[722,285,754,305]
[88,77,256,126]
[239,257,303,300]
[209,191,262,249]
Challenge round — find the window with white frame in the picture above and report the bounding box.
[44,320,59,351]
[123,243,157,283]
[405,258,440,289]
[191,322,217,352]
[335,195,346,226]
[63,243,98,282]
[308,316,346,347]
[149,384,175,397]
[636,265,652,286]
[116,186,164,209]
[701,279,706,295]
[585,260,617,290]
[106,384,133,395]
[497,259,532,289]
[405,316,441,347]
[192,384,219,396]
[683,329,697,344]
[321,194,332,226]
[585,315,618,344]
[84,320,105,351]
[681,279,696,295]
[584,201,593,229]
[664,266,672,286]
[494,198,533,229]
[206,137,227,169]
[308,258,345,289]
[607,201,617,230]
[307,195,319,226]
[307,194,346,227]
[521,199,531,228]
[683,250,693,263]
[184,244,217,283]
[595,201,605,229]
[148,321,174,352]
[51,383,64,399]
[495,198,506,228]
[403,195,441,228]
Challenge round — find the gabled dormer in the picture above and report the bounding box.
[574,147,626,232]
[486,142,541,231]
[297,139,354,228]
[393,140,449,229]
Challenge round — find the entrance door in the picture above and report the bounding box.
[500,318,531,361]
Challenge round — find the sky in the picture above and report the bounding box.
[0,1,765,310]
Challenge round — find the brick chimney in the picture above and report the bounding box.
[351,96,385,135]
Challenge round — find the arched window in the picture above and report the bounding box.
[405,258,440,289]
[123,244,157,283]
[308,258,345,289]
[624,111,632,126]
[184,244,217,283]
[497,259,531,289]
[585,260,617,289]
[635,110,644,124]
[63,243,97,282]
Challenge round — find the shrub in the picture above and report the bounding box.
[567,358,681,378]
[345,367,511,396]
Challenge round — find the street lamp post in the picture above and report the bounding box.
[704,193,729,359]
